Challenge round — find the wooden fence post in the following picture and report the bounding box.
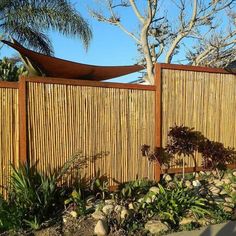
[154,63,162,181]
[18,76,27,164]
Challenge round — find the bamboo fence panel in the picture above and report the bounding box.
[27,82,155,185]
[0,87,19,197]
[161,69,236,170]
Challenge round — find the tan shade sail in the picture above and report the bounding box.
[1,40,144,81]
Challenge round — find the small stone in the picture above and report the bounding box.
[193,180,201,188]
[92,210,106,220]
[145,220,169,235]
[232,171,236,177]
[120,209,129,219]
[94,220,108,236]
[223,206,233,213]
[209,186,220,195]
[198,218,210,226]
[225,197,233,203]
[200,171,206,176]
[104,199,115,205]
[184,180,192,188]
[102,205,114,215]
[163,174,172,182]
[62,216,67,223]
[179,217,195,225]
[128,203,134,210]
[223,202,234,208]
[231,183,236,189]
[138,197,144,203]
[70,211,77,218]
[149,186,159,194]
[215,181,224,187]
[222,178,231,185]
[145,197,152,203]
[219,190,227,195]
[114,205,122,213]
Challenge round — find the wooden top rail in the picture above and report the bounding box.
[20,76,156,91]
[0,81,18,89]
[156,63,231,74]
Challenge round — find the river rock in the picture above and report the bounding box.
[102,205,114,215]
[145,220,169,234]
[92,210,106,220]
[149,186,159,194]
[179,217,195,225]
[94,220,108,236]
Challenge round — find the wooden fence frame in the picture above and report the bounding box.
[155,63,236,175]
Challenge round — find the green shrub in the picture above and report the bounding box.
[140,183,211,226]
[0,152,82,231]
[0,57,27,81]
[118,179,156,200]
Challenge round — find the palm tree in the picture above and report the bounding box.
[0,0,92,55]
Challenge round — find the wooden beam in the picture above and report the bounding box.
[22,76,156,91]
[158,63,230,74]
[0,81,18,89]
[154,64,162,181]
[18,77,27,164]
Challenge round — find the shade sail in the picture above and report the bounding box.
[1,40,144,81]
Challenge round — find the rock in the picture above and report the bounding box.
[179,217,195,225]
[138,197,144,203]
[114,205,122,213]
[193,180,201,188]
[223,202,234,208]
[149,186,159,194]
[94,220,108,236]
[200,171,206,176]
[102,205,114,215]
[219,190,227,195]
[145,197,152,203]
[222,178,231,185]
[233,171,236,177]
[184,180,192,188]
[163,174,172,182]
[214,179,223,187]
[92,210,106,220]
[223,206,233,213]
[128,203,134,210]
[209,186,220,195]
[70,211,78,218]
[120,209,129,219]
[225,197,233,203]
[231,183,236,189]
[145,220,169,234]
[198,218,210,226]
[104,199,115,205]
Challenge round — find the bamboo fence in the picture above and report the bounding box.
[157,64,236,173]
[0,82,19,197]
[26,78,156,185]
[1,63,236,195]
